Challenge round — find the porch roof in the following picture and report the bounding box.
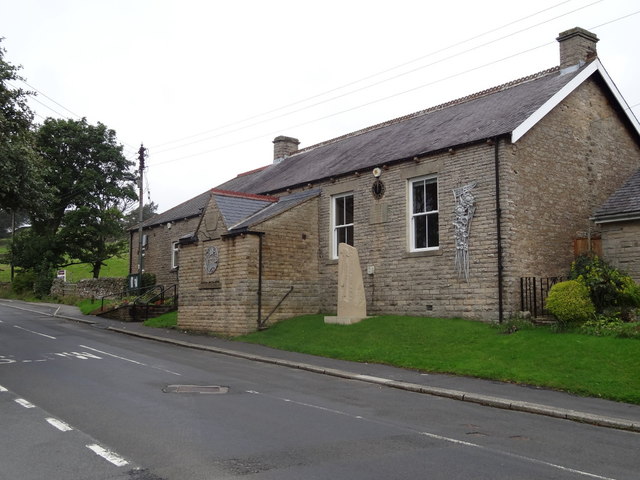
[593,169,640,223]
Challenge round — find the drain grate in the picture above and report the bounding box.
[163,385,229,394]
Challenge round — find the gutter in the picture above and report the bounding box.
[591,212,640,224]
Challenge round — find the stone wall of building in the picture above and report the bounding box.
[317,141,501,321]
[257,197,320,325]
[178,233,259,335]
[501,76,640,314]
[177,196,320,335]
[130,215,201,287]
[600,221,640,283]
[153,71,640,330]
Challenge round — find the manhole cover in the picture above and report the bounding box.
[163,385,229,394]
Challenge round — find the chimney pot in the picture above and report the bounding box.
[557,27,599,70]
[273,135,300,163]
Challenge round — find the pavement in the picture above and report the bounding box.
[3,299,640,433]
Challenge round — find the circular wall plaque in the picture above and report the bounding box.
[371,179,385,199]
[204,246,219,275]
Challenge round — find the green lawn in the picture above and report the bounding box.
[236,315,640,404]
[144,310,178,328]
[61,254,129,282]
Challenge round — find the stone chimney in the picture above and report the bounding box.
[273,135,300,163]
[557,27,599,70]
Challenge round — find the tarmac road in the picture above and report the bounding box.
[1,299,639,479]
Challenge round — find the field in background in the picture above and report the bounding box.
[0,238,129,282]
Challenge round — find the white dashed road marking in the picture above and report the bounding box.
[247,390,618,480]
[13,325,56,339]
[46,417,73,432]
[86,444,129,467]
[80,345,181,376]
[15,398,36,409]
[0,356,16,365]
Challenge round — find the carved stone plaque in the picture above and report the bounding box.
[204,246,219,275]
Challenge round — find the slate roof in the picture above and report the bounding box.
[592,169,640,222]
[142,56,639,230]
[216,65,592,195]
[228,189,321,232]
[212,190,277,227]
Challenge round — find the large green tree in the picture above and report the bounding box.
[0,38,44,213]
[14,118,137,288]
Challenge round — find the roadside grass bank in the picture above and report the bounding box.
[235,314,640,405]
[144,311,178,328]
[76,300,177,328]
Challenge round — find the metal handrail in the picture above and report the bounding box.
[137,284,178,322]
[99,284,156,312]
[99,284,178,322]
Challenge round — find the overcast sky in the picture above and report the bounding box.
[2,0,639,212]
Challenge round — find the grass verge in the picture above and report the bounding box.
[236,314,640,404]
[144,310,177,328]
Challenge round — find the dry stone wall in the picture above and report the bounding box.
[51,277,125,299]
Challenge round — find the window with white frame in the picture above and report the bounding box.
[409,176,439,251]
[331,192,354,259]
[171,241,179,269]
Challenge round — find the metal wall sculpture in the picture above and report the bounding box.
[453,182,477,282]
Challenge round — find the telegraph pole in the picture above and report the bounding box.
[136,143,148,289]
[10,210,15,281]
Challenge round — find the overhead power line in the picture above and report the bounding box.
[19,79,82,119]
[150,0,591,155]
[151,7,640,168]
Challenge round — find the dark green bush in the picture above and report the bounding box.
[546,279,595,325]
[570,255,640,321]
[12,270,35,294]
[141,272,156,288]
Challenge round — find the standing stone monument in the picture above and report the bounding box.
[324,243,368,324]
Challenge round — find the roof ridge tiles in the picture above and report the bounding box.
[293,66,561,155]
[236,165,269,177]
[211,188,278,202]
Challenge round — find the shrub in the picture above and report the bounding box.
[579,314,640,339]
[546,279,595,325]
[142,272,156,288]
[570,255,640,321]
[12,271,36,294]
[579,314,624,337]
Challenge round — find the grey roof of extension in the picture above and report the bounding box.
[216,63,607,195]
[592,169,640,223]
[228,189,321,232]
[213,191,277,227]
